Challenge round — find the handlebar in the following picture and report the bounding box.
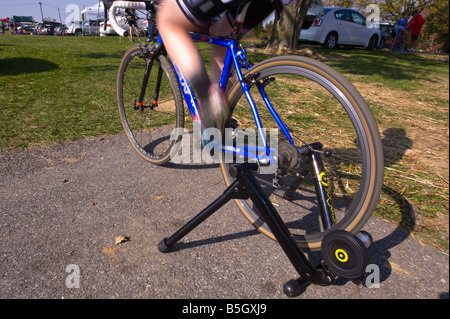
[102,0,157,37]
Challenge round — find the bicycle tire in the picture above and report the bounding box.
[117,43,184,165]
[221,55,384,251]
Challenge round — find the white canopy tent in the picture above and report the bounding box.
[81,2,105,22]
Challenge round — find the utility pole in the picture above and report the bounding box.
[38,2,44,23]
[58,7,62,24]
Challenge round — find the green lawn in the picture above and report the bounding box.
[1,33,448,251]
[0,34,132,149]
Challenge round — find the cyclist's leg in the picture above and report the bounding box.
[157,0,205,83]
[157,0,229,132]
[210,16,232,86]
[210,2,275,90]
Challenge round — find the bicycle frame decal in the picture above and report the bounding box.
[319,171,336,220]
[172,63,201,125]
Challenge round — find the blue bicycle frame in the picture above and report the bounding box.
[155,32,296,166]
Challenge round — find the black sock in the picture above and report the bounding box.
[188,68,211,104]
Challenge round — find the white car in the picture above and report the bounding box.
[300,7,381,49]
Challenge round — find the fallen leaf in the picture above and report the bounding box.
[115,235,129,245]
[60,158,77,163]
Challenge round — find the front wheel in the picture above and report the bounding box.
[117,43,184,165]
[221,55,384,251]
[367,35,378,50]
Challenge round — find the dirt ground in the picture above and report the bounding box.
[354,79,449,180]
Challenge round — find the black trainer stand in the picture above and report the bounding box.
[158,162,366,297]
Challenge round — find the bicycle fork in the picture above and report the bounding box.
[135,43,164,110]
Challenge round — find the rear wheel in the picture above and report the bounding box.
[221,55,384,251]
[323,32,338,49]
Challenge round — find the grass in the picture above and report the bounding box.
[1,33,448,251]
[0,34,132,149]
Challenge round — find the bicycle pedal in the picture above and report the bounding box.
[226,118,240,129]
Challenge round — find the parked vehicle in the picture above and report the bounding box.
[36,21,62,35]
[36,24,54,35]
[53,26,68,36]
[17,25,35,34]
[299,7,381,49]
[66,20,103,36]
[36,24,47,35]
[378,23,394,49]
[44,25,57,36]
[66,21,82,36]
[81,19,103,35]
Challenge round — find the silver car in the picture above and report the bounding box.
[300,7,381,49]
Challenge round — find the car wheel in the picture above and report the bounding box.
[323,32,338,49]
[367,35,378,50]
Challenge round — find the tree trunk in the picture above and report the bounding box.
[269,0,312,51]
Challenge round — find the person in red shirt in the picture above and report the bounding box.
[407,9,425,51]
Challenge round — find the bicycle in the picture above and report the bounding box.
[104,0,384,295]
[390,27,407,51]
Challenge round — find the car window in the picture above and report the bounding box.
[321,8,332,16]
[350,11,366,25]
[334,10,351,22]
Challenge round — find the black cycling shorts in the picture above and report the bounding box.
[176,0,276,30]
[226,0,277,33]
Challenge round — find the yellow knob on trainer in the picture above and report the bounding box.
[335,249,348,262]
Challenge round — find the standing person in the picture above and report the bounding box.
[147,11,157,42]
[1,20,4,34]
[125,8,139,41]
[390,12,408,51]
[407,9,425,52]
